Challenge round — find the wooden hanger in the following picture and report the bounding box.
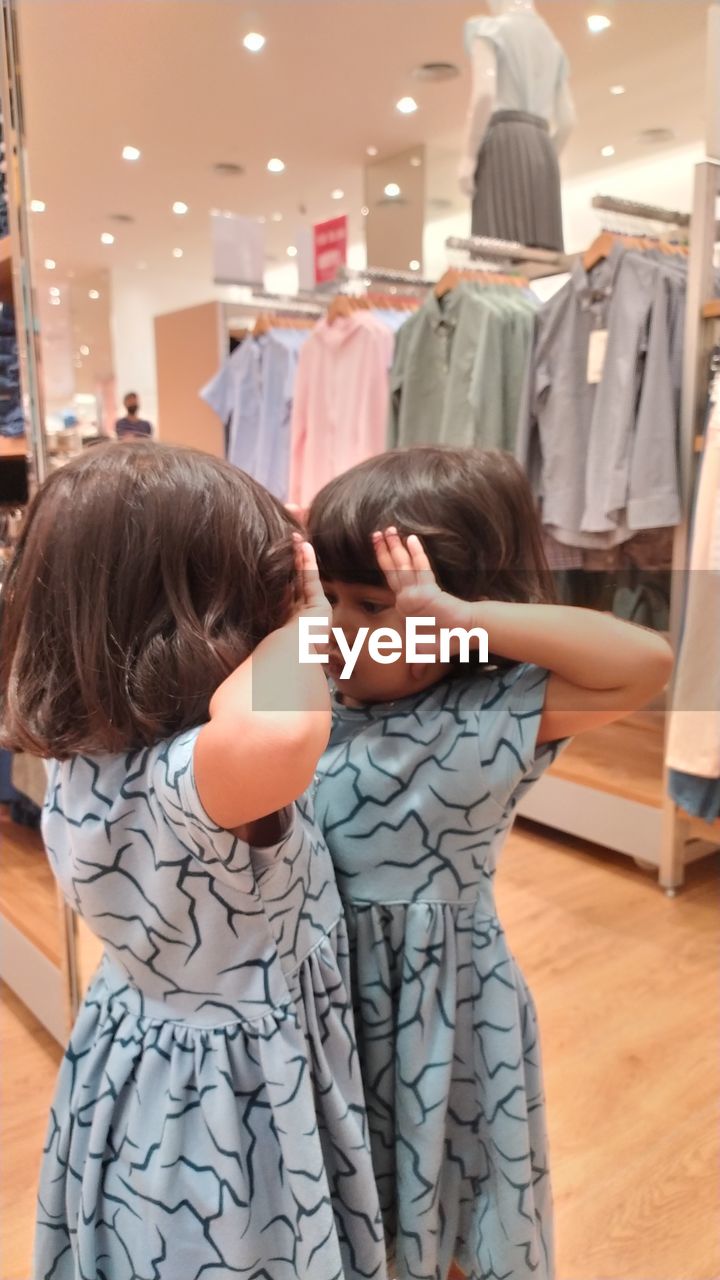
[253,312,272,336]
[326,295,355,324]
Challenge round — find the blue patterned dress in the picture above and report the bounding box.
[35,728,387,1280]
[314,665,565,1280]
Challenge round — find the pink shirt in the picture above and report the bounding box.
[289,312,393,507]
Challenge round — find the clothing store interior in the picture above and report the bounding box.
[0,1,718,1278]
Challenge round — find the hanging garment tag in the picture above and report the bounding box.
[587,329,609,384]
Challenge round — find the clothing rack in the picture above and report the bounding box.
[445,235,573,280]
[591,194,690,229]
[515,173,720,890]
[334,265,435,291]
[225,294,324,322]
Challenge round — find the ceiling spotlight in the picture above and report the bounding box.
[243,31,266,52]
[286,245,298,258]
[267,158,285,173]
[409,260,420,270]
[331,189,344,201]
[601,144,616,157]
[172,247,183,258]
[49,286,60,297]
[100,232,115,245]
[366,146,379,157]
[384,182,401,198]
[44,258,56,270]
[30,199,46,212]
[122,145,141,161]
[587,14,611,33]
[172,201,189,215]
[396,96,418,115]
[50,296,61,306]
[271,211,283,222]
[361,206,369,217]
[88,289,100,300]
[80,344,90,356]
[610,84,626,95]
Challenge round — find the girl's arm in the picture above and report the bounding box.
[374,530,674,744]
[461,599,673,743]
[194,539,331,829]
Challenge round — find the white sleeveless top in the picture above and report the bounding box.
[464,10,569,122]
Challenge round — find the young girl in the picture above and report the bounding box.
[307,447,673,1280]
[0,443,387,1280]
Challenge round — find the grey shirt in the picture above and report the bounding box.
[515,244,682,547]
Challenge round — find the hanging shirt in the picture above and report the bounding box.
[201,330,306,500]
[289,311,393,508]
[666,396,720,780]
[515,244,682,548]
[464,11,569,123]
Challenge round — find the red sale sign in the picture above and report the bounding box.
[313,215,348,285]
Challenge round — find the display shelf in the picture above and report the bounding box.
[517,713,720,871]
[0,811,67,1042]
[701,297,720,320]
[0,435,26,457]
[0,233,13,302]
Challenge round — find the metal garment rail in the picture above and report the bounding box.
[335,264,435,290]
[445,235,574,280]
[591,194,690,229]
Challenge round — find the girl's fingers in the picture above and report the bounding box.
[293,535,325,611]
[405,534,434,578]
[372,531,400,591]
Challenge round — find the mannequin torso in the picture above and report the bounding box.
[459,1,574,196]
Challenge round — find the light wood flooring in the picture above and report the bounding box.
[1,818,718,1280]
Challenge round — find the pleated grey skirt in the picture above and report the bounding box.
[472,109,564,252]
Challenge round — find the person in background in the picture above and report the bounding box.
[115,390,153,440]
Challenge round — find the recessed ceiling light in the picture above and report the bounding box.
[172,201,189,215]
[601,145,616,157]
[243,31,266,52]
[80,344,90,356]
[271,211,283,222]
[100,232,115,245]
[44,258,56,270]
[49,286,60,297]
[267,158,285,173]
[409,260,420,270]
[366,146,379,157]
[396,96,418,115]
[30,199,46,212]
[410,156,422,168]
[172,247,183,258]
[122,145,141,161]
[287,245,298,258]
[384,182,401,198]
[610,84,626,95]
[88,289,100,300]
[587,14,611,33]
[331,189,344,201]
[50,296,61,306]
[361,206,369,217]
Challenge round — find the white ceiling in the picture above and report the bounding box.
[17,0,707,280]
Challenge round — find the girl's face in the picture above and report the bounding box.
[321,579,449,705]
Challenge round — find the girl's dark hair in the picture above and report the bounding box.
[0,443,298,758]
[308,447,554,605]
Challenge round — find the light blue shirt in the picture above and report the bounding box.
[201,330,307,500]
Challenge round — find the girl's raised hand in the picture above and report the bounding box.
[372,529,474,631]
[293,533,331,622]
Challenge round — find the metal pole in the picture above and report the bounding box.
[0,0,48,485]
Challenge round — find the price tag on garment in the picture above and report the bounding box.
[587,328,609,385]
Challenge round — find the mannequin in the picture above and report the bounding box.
[459,0,574,251]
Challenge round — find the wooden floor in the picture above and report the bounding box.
[1,819,718,1280]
